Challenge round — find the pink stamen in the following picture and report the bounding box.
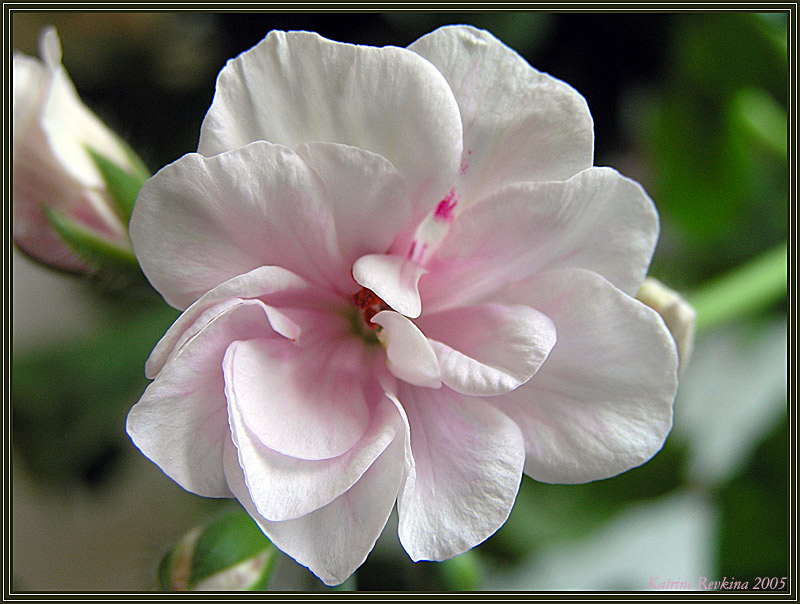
[434,188,458,223]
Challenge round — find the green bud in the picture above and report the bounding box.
[158,508,279,591]
[637,277,696,374]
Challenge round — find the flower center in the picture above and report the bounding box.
[348,286,386,345]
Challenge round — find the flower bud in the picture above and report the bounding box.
[158,508,278,591]
[637,277,697,373]
[13,26,149,274]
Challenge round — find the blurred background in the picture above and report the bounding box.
[11,12,788,591]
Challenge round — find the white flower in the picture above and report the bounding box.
[127,26,679,585]
[13,27,145,272]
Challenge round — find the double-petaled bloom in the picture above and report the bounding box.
[127,26,679,585]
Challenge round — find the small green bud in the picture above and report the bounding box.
[158,508,279,591]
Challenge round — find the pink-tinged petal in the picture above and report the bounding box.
[134,140,397,309]
[371,310,441,389]
[223,406,407,586]
[409,25,593,207]
[494,269,678,484]
[353,254,426,318]
[396,384,524,561]
[198,30,462,214]
[415,303,556,396]
[145,265,324,378]
[127,300,288,497]
[145,266,342,379]
[422,167,659,312]
[295,142,416,251]
[228,389,397,521]
[222,336,374,460]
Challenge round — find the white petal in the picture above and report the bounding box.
[131,142,365,309]
[396,383,524,561]
[494,269,678,484]
[352,254,426,318]
[422,167,659,312]
[223,410,406,586]
[127,300,286,497]
[415,303,556,396]
[409,25,593,207]
[145,265,316,378]
[222,336,373,460]
[199,30,462,216]
[228,389,397,521]
[371,310,441,389]
[296,141,415,261]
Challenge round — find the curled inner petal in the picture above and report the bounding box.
[352,253,426,318]
[371,310,441,389]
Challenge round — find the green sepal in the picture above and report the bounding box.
[86,146,149,223]
[43,206,141,277]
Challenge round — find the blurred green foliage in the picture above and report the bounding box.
[645,13,787,288]
[13,297,178,485]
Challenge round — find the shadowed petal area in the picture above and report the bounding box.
[228,385,398,521]
[409,25,594,208]
[493,269,678,483]
[396,384,524,561]
[223,402,407,586]
[415,303,556,396]
[371,310,441,389]
[199,30,463,216]
[127,299,294,497]
[223,333,374,461]
[422,167,659,312]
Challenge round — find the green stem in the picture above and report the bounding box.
[688,242,787,332]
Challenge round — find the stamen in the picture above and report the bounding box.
[434,188,458,223]
[352,287,382,310]
[351,286,385,330]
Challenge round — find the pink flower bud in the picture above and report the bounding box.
[13,27,145,273]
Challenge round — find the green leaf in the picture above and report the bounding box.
[86,146,149,223]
